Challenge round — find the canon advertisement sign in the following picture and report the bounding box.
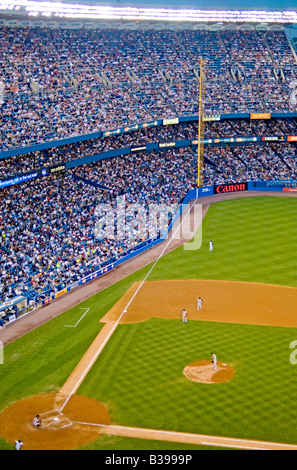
[214,182,248,194]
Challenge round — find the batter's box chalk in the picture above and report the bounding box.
[51,416,73,430]
[39,409,72,430]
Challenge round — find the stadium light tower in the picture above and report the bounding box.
[197,57,205,188]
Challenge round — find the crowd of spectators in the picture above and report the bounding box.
[203,117,297,138]
[203,142,297,185]
[0,148,196,309]
[0,121,197,179]
[0,117,296,180]
[0,26,297,151]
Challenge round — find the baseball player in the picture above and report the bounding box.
[211,352,217,370]
[209,240,213,252]
[32,415,42,427]
[15,439,23,450]
[181,308,187,323]
[197,297,203,311]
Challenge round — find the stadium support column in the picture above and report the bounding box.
[197,58,205,188]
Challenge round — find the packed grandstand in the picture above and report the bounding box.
[1,16,297,325]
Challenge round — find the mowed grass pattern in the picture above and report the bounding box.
[1,196,297,449]
[78,318,297,445]
[150,196,297,287]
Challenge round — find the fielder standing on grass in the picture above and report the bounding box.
[209,240,213,252]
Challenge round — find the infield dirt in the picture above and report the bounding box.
[101,278,297,328]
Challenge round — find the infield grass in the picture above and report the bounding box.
[78,318,297,445]
[1,196,297,449]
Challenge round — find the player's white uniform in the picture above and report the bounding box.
[209,240,213,252]
[197,297,203,311]
[182,309,187,323]
[211,353,217,370]
[15,440,23,450]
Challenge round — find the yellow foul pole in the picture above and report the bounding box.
[197,57,204,188]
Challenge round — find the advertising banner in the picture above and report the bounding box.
[163,118,179,125]
[49,164,66,174]
[159,142,176,148]
[214,182,248,194]
[198,186,214,197]
[0,171,39,189]
[203,114,221,122]
[250,113,271,120]
[261,136,283,142]
[130,145,147,152]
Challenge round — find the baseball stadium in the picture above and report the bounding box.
[2,0,297,453]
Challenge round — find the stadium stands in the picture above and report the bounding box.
[1,118,297,180]
[0,148,196,314]
[0,26,297,150]
[1,23,297,322]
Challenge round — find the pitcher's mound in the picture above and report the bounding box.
[183,360,235,384]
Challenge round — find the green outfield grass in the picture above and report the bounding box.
[1,195,297,450]
[151,196,297,287]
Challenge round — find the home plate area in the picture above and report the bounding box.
[39,409,73,430]
[0,393,111,450]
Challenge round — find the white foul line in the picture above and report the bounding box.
[66,421,297,450]
[59,199,198,413]
[200,442,268,450]
[64,308,90,327]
